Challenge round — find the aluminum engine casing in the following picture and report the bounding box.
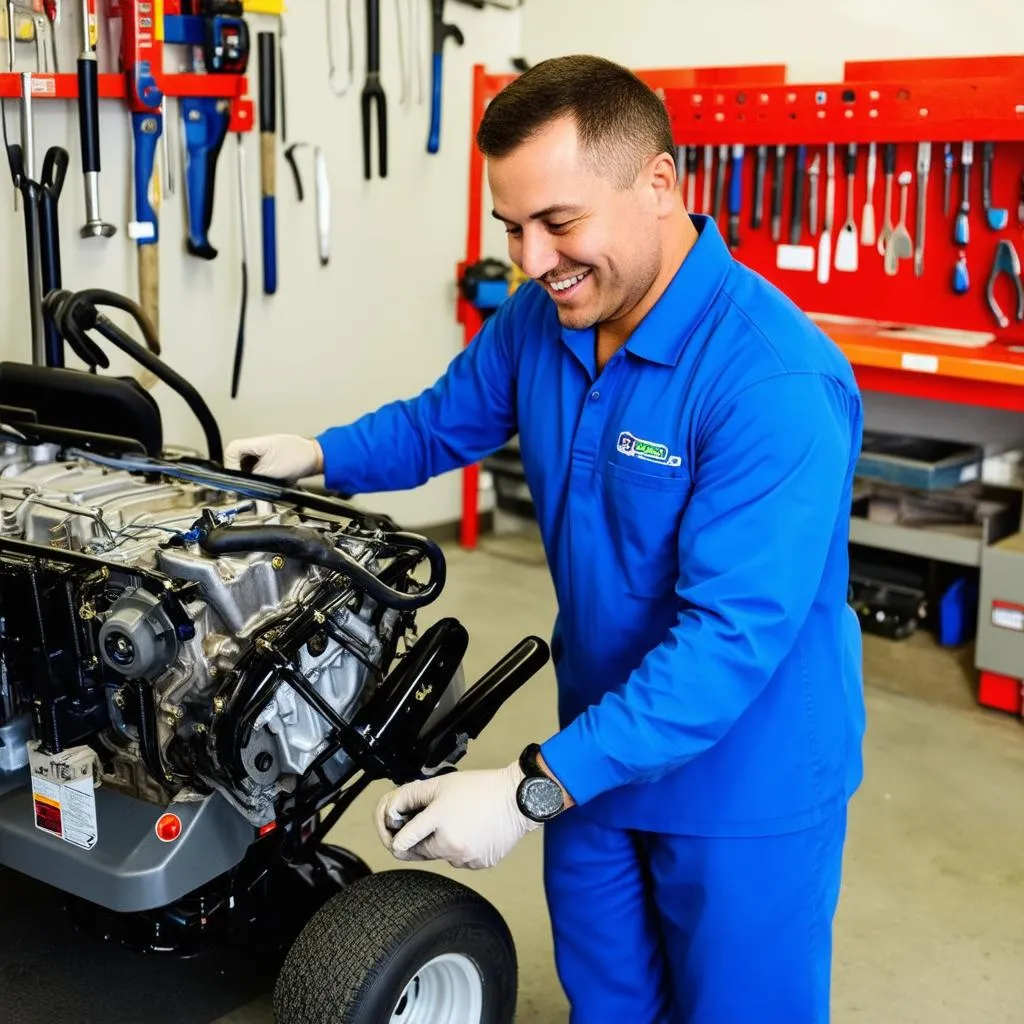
[0,445,386,816]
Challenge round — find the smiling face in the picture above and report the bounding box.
[488,115,671,334]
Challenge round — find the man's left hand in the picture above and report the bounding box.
[374,762,539,870]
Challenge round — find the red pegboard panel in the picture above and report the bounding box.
[663,74,1024,345]
[843,55,1024,84]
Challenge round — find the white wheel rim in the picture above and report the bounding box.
[389,952,483,1024]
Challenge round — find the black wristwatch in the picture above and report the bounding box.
[516,743,566,823]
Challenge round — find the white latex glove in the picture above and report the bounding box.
[223,434,323,483]
[374,763,539,870]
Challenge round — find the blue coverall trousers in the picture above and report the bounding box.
[543,805,848,1024]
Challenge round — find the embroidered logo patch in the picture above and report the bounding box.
[616,431,682,467]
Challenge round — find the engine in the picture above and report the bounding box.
[0,441,453,828]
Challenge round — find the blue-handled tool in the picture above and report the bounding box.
[726,144,744,249]
[952,251,969,295]
[982,142,1009,231]
[427,0,464,155]
[953,141,973,246]
[129,107,164,342]
[181,96,230,260]
[258,31,279,290]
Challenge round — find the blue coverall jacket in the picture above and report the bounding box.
[318,214,867,838]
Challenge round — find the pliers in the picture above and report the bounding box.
[361,0,387,179]
[986,239,1024,329]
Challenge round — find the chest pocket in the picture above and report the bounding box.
[600,460,692,598]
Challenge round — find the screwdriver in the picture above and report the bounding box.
[727,144,744,248]
[752,144,767,229]
[954,141,973,246]
[771,144,785,242]
[789,144,806,245]
[942,143,953,217]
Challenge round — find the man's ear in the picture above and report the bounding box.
[647,151,679,213]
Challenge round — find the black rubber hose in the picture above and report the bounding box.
[42,288,223,463]
[200,524,445,610]
[74,287,161,355]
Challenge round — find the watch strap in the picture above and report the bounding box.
[519,742,545,779]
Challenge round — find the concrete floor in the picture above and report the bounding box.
[217,528,1024,1024]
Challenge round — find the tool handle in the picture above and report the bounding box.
[727,145,743,248]
[261,131,278,286]
[845,143,857,177]
[77,53,100,174]
[952,253,969,295]
[771,145,785,232]
[954,209,970,246]
[866,142,877,192]
[38,148,68,350]
[428,52,443,154]
[257,32,279,287]
[262,193,277,293]
[727,146,743,215]
[752,145,766,229]
[182,97,229,260]
[883,142,895,176]
[19,175,45,365]
[137,242,160,342]
[132,110,160,244]
[367,0,381,72]
[427,5,464,155]
[258,32,277,134]
[982,142,994,211]
[790,145,806,245]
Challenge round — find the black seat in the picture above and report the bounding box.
[0,363,163,457]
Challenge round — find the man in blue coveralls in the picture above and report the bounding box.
[226,55,866,1024]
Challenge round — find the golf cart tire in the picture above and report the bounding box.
[272,868,518,1024]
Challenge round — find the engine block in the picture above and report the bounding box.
[0,443,405,825]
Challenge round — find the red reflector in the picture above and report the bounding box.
[155,813,182,843]
[258,821,277,837]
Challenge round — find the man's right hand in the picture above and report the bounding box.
[223,434,324,484]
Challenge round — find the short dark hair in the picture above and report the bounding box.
[476,55,675,189]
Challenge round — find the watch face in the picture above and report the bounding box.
[520,776,564,821]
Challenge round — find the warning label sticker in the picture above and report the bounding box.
[30,768,98,850]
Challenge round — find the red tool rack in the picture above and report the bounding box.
[0,1,253,130]
[456,55,1024,550]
